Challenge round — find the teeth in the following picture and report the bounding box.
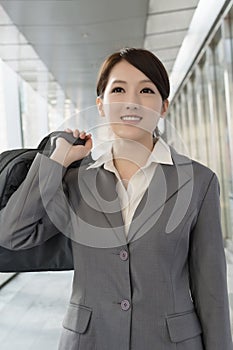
[121,116,142,121]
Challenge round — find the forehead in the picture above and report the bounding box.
[108,60,152,84]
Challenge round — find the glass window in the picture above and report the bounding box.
[168,8,233,240]
[223,9,233,236]
[194,63,208,165]
[0,60,7,152]
[186,74,199,160]
[202,52,214,168]
[19,79,49,147]
[166,103,176,148]
[213,28,232,239]
[0,59,22,152]
[180,87,190,156]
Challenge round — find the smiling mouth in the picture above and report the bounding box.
[120,115,143,122]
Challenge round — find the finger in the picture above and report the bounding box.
[84,136,93,150]
[73,129,80,138]
[79,131,86,139]
[85,134,92,140]
[64,128,73,133]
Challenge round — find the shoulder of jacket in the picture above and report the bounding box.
[170,145,215,179]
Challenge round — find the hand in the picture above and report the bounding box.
[50,129,93,167]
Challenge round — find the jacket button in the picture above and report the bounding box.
[119,249,128,261]
[121,299,130,311]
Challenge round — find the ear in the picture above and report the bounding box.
[160,99,169,119]
[96,96,105,117]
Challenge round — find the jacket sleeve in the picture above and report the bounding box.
[189,173,233,349]
[0,153,73,250]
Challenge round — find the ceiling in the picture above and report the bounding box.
[0,0,199,111]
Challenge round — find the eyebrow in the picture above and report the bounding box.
[140,79,154,84]
[111,80,127,84]
[111,79,154,84]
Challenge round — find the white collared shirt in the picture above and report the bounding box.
[87,137,173,236]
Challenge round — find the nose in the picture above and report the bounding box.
[126,103,139,110]
[124,90,140,110]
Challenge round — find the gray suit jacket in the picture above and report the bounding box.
[0,147,232,350]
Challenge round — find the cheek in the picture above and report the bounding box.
[142,110,161,131]
[103,101,124,121]
[142,97,163,112]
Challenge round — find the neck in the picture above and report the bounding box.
[112,137,154,169]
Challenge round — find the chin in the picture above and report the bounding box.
[112,128,150,142]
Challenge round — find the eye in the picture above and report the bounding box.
[141,88,155,94]
[111,87,125,93]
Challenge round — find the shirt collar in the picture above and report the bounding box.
[147,137,173,166]
[87,137,173,170]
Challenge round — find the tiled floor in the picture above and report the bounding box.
[0,271,73,350]
[0,249,233,350]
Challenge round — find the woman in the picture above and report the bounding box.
[0,48,232,350]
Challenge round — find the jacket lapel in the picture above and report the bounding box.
[81,165,127,246]
[127,148,194,242]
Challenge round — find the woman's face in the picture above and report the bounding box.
[97,59,168,143]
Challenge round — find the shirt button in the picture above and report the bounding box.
[119,249,128,261]
[121,299,130,311]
